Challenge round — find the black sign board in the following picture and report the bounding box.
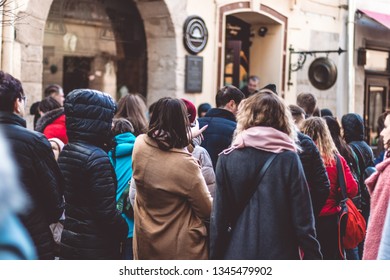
[185,55,203,93]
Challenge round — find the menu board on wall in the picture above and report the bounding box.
[185,55,203,93]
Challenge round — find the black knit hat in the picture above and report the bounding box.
[256,84,277,95]
[261,84,277,94]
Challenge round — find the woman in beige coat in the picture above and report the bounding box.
[132,97,212,259]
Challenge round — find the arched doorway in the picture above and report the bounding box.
[43,0,147,100]
[218,3,287,96]
[14,0,176,128]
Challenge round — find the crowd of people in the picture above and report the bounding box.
[1,69,390,260]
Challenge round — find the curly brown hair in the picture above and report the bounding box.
[235,91,296,141]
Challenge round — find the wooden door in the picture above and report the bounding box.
[224,40,242,87]
[364,76,390,148]
[63,56,92,95]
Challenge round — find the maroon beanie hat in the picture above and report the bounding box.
[181,98,197,124]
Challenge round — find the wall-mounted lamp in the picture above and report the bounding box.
[50,64,58,74]
[287,45,346,90]
[357,48,366,66]
[258,26,268,37]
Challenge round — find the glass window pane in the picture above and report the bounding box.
[364,50,389,72]
[368,86,385,146]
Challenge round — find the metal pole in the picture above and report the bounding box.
[1,0,15,73]
[348,0,356,113]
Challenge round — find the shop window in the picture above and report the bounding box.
[364,50,389,72]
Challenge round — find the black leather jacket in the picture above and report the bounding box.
[0,112,64,259]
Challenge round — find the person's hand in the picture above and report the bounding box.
[191,124,208,140]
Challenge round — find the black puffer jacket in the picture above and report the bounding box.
[341,114,374,162]
[58,89,128,260]
[341,113,375,177]
[342,113,365,143]
[297,132,330,218]
[0,112,64,259]
[341,113,375,219]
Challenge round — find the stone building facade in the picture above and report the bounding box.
[1,0,389,142]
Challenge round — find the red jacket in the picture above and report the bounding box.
[319,154,358,216]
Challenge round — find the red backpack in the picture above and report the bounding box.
[336,155,366,257]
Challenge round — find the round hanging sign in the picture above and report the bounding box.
[308,57,338,90]
[183,16,208,55]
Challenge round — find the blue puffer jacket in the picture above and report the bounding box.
[108,132,136,238]
[59,89,128,260]
[198,108,237,169]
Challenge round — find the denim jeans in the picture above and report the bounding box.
[122,238,133,260]
[346,247,360,260]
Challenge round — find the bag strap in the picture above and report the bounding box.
[350,142,374,171]
[227,153,278,232]
[117,181,131,212]
[336,155,347,200]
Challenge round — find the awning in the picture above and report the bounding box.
[359,9,390,29]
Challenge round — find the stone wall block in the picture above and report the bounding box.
[22,82,43,104]
[21,61,43,83]
[148,68,176,90]
[147,88,176,105]
[144,17,175,38]
[19,0,54,20]
[21,44,42,62]
[15,13,46,45]
[136,1,171,20]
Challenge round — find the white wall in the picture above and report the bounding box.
[184,0,218,108]
[250,24,283,92]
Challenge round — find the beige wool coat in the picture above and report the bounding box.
[132,134,212,259]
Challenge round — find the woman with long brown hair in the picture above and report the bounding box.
[131,97,212,259]
[323,115,361,259]
[301,117,358,259]
[115,93,148,136]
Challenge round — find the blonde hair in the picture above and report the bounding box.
[235,92,297,142]
[301,117,338,165]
